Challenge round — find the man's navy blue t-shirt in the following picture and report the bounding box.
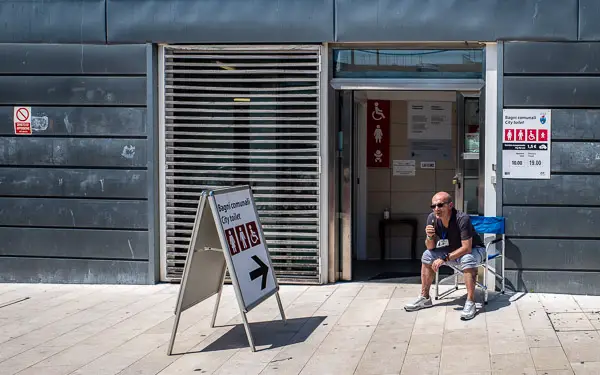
[426,208,484,252]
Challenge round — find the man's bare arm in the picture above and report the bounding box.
[447,238,472,261]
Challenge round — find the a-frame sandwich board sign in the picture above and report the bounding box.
[167,185,286,354]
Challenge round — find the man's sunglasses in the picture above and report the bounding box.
[430,202,448,209]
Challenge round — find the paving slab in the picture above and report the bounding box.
[0,282,594,374]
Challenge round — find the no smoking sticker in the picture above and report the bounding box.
[13,106,32,135]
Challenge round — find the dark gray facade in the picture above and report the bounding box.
[0,0,590,44]
[0,44,158,284]
[0,0,599,291]
[502,42,600,295]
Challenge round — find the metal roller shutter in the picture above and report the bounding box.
[162,45,322,284]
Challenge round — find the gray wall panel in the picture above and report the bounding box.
[551,110,600,140]
[0,0,106,44]
[552,142,600,173]
[0,198,148,229]
[0,107,147,136]
[0,43,152,285]
[0,138,147,168]
[0,258,148,284]
[579,0,600,41]
[502,41,600,295]
[504,42,600,74]
[504,175,600,206]
[505,270,600,295]
[335,0,578,42]
[504,77,600,108]
[506,239,600,271]
[504,206,600,238]
[0,44,146,75]
[0,77,147,106]
[0,168,148,199]
[0,228,148,260]
[107,0,334,43]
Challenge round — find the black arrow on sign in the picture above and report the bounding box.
[249,255,269,290]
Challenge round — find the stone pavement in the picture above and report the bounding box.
[1,281,600,375]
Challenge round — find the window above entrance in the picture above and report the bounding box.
[333,49,484,79]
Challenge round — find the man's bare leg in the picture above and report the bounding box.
[460,268,478,320]
[463,268,477,301]
[421,263,435,298]
[405,263,435,311]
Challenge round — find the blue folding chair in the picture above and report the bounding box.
[434,216,506,304]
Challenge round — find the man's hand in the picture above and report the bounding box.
[425,225,435,237]
[432,258,445,272]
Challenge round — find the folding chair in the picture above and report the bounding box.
[434,215,506,304]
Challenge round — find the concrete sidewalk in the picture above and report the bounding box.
[0,281,599,375]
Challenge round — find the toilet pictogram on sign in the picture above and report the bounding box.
[225,228,241,255]
[13,106,32,135]
[366,100,390,167]
[235,224,250,251]
[245,221,261,247]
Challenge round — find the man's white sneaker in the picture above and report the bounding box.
[404,295,432,312]
[460,300,476,320]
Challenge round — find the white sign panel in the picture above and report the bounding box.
[393,160,416,176]
[212,188,277,310]
[502,109,551,179]
[420,161,436,169]
[408,101,452,140]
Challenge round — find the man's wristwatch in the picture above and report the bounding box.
[443,253,450,262]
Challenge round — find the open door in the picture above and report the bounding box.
[338,90,354,281]
[455,91,484,215]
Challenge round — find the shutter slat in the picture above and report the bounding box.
[163,45,322,284]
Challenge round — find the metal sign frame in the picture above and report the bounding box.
[168,185,286,354]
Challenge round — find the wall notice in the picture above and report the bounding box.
[393,160,415,176]
[13,106,32,135]
[367,100,390,167]
[502,109,551,179]
[407,101,452,140]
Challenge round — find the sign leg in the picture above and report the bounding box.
[275,291,287,324]
[240,311,256,352]
[167,310,182,356]
[211,264,227,328]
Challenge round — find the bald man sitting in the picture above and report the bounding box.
[404,191,485,320]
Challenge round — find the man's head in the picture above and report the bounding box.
[431,191,454,219]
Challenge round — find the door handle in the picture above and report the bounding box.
[452,174,462,189]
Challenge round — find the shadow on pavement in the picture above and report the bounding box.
[191,316,327,353]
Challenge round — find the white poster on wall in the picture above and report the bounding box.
[407,101,452,140]
[393,160,416,176]
[502,109,551,179]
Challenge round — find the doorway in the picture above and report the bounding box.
[335,87,485,282]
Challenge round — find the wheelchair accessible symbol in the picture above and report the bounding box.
[245,221,262,247]
[371,102,386,121]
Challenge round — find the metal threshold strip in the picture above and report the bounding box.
[330,78,485,91]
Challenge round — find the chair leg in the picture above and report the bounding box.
[484,259,488,305]
[501,235,506,294]
[454,269,459,290]
[434,270,439,300]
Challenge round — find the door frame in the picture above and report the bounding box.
[455,91,485,215]
[331,79,485,282]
